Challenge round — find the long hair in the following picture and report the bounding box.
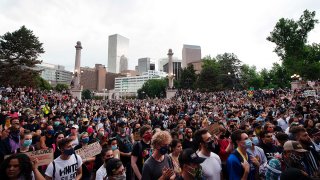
[0,153,33,180]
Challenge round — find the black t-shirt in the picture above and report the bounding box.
[132,140,151,174]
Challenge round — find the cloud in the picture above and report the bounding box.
[0,0,319,71]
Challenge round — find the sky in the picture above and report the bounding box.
[1,0,320,72]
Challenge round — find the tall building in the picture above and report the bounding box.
[35,63,72,86]
[80,64,106,92]
[108,34,129,73]
[137,57,150,75]
[163,59,182,80]
[119,55,128,72]
[182,44,201,68]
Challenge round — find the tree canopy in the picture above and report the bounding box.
[0,26,44,87]
[137,79,167,99]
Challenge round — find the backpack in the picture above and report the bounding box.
[116,134,133,153]
[52,153,78,180]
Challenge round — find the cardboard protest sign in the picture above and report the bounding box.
[303,90,316,97]
[208,123,220,135]
[5,148,53,166]
[75,142,102,159]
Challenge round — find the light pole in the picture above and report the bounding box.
[290,74,300,81]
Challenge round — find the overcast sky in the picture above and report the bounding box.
[1,0,320,72]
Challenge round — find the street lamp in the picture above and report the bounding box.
[291,74,300,81]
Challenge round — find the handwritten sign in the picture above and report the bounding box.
[208,123,220,135]
[75,142,102,159]
[5,148,53,166]
[303,90,316,97]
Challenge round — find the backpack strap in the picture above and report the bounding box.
[167,154,174,169]
[74,153,79,168]
[52,160,56,180]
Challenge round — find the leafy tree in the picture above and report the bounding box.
[239,65,263,89]
[268,63,290,88]
[36,76,52,90]
[137,79,166,99]
[267,10,320,80]
[82,89,92,99]
[55,83,69,92]
[179,64,197,89]
[197,56,221,91]
[0,26,44,87]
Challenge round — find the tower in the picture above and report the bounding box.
[108,34,129,73]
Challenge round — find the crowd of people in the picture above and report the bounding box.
[0,86,319,180]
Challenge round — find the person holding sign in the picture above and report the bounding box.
[0,153,45,180]
[45,138,83,180]
[75,132,96,180]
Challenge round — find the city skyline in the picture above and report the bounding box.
[1,0,319,72]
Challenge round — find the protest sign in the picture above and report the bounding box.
[5,148,53,166]
[303,90,316,97]
[75,142,102,159]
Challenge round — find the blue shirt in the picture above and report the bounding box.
[226,150,256,180]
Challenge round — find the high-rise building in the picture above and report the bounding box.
[119,55,128,72]
[182,44,201,68]
[35,63,73,86]
[137,57,150,75]
[108,34,129,73]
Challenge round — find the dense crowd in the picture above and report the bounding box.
[0,86,319,180]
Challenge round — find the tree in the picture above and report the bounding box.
[239,64,261,89]
[137,79,166,99]
[267,10,320,80]
[36,76,52,90]
[197,56,221,91]
[179,64,197,89]
[82,89,92,99]
[55,83,69,92]
[268,63,290,88]
[0,26,44,87]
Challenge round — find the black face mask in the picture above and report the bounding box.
[205,140,215,152]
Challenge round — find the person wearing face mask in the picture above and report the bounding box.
[182,128,194,149]
[74,132,96,180]
[45,138,83,180]
[15,130,35,153]
[246,131,267,168]
[194,128,222,180]
[106,158,126,180]
[290,126,320,178]
[131,125,152,180]
[227,130,260,180]
[116,121,133,180]
[40,125,55,149]
[95,147,114,180]
[258,131,282,161]
[177,148,206,180]
[0,125,21,161]
[108,137,121,159]
[282,140,310,177]
[141,130,175,180]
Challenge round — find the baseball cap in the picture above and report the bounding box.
[179,148,206,166]
[71,124,79,129]
[283,140,307,152]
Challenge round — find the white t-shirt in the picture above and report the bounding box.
[198,152,222,180]
[95,164,107,180]
[45,154,83,180]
